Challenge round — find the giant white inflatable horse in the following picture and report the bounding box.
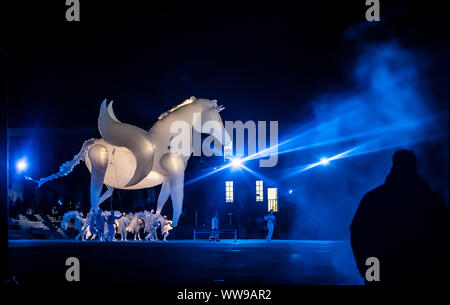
[28,97,230,227]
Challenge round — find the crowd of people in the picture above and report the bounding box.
[61,209,173,242]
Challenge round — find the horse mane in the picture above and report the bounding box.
[157,97,196,120]
[157,97,223,121]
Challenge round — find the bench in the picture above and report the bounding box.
[193,228,237,241]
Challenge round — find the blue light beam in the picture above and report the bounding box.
[15,157,29,174]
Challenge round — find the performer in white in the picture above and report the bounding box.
[116,212,130,241]
[143,210,151,239]
[211,212,220,242]
[151,215,161,241]
[127,212,145,241]
[264,209,276,241]
[82,210,95,240]
[29,97,231,229]
[144,210,159,241]
[161,215,173,241]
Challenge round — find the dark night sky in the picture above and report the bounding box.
[1,1,448,128]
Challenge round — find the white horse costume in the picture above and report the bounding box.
[61,211,92,240]
[144,210,159,241]
[127,212,146,241]
[116,213,130,241]
[28,97,230,227]
[61,211,83,231]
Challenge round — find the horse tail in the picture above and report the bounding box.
[25,138,98,188]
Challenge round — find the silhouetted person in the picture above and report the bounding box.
[351,150,449,285]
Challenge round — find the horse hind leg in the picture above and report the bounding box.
[88,144,109,212]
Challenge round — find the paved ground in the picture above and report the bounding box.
[8,239,364,285]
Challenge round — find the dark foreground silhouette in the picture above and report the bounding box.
[351,150,449,285]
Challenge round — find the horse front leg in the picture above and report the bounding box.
[159,153,185,227]
[168,174,184,228]
[156,179,171,215]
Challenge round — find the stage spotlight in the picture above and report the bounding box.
[288,189,293,194]
[320,157,330,166]
[231,158,242,168]
[15,157,29,174]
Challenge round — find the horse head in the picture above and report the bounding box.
[192,97,231,150]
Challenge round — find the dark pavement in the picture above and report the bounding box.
[8,239,363,285]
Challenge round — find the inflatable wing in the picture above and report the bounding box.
[98,100,154,187]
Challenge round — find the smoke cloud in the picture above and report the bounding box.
[282,41,448,242]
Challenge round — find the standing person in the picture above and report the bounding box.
[210,212,220,242]
[80,211,93,241]
[143,210,151,240]
[87,210,97,239]
[151,212,160,241]
[116,212,130,241]
[351,150,449,285]
[144,210,159,241]
[128,212,145,241]
[161,215,173,241]
[94,209,106,241]
[264,209,276,241]
[74,212,86,241]
[105,210,122,241]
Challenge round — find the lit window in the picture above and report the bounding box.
[267,188,278,212]
[225,181,234,202]
[256,180,263,202]
[224,140,233,160]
